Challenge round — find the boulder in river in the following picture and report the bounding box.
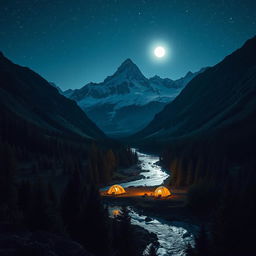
[182,231,191,238]
[145,217,153,222]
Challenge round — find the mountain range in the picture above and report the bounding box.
[62,59,206,137]
[2,34,255,154]
[130,36,256,152]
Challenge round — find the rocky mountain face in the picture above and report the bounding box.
[63,59,205,137]
[0,52,105,141]
[130,36,256,149]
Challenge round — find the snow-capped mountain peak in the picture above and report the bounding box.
[148,75,175,88]
[103,58,148,85]
[62,60,206,136]
[115,58,144,78]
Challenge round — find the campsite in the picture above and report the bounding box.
[98,149,201,255]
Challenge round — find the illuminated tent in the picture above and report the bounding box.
[154,186,171,198]
[107,185,126,195]
[112,209,120,216]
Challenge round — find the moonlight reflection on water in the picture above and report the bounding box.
[119,151,169,188]
[108,150,197,256]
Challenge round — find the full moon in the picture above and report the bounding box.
[154,46,165,58]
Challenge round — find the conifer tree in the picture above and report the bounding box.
[48,183,57,205]
[18,181,31,222]
[0,144,18,222]
[61,169,83,233]
[194,225,208,256]
[27,180,63,233]
[74,184,112,256]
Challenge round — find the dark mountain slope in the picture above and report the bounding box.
[0,52,105,140]
[132,35,256,146]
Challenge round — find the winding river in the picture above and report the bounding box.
[109,149,197,256]
[119,151,169,188]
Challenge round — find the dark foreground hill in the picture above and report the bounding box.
[0,52,106,141]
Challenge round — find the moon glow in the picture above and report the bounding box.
[154,46,166,58]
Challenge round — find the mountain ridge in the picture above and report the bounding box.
[62,58,206,137]
[129,35,256,147]
[0,52,106,141]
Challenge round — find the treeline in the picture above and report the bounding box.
[161,139,229,188]
[0,107,138,185]
[0,106,91,161]
[89,145,138,185]
[0,145,143,256]
[0,106,140,255]
[185,164,256,256]
[160,131,256,255]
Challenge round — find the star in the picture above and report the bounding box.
[228,17,235,24]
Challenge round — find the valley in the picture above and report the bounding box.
[0,26,255,256]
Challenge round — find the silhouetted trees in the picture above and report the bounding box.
[1,106,138,185]
[74,185,112,255]
[162,132,256,255]
[88,144,138,185]
[194,225,208,256]
[0,143,19,222]
[61,169,83,234]
[0,145,142,256]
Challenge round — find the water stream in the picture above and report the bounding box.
[119,151,169,188]
[109,149,197,256]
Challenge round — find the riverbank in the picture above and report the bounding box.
[121,220,159,255]
[101,152,197,225]
[102,188,204,226]
[107,199,198,256]
[112,151,169,188]
[109,163,146,185]
[101,149,199,256]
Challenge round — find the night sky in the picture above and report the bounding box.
[1,0,255,90]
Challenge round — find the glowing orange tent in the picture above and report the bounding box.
[154,186,171,198]
[107,185,126,195]
[112,209,120,216]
